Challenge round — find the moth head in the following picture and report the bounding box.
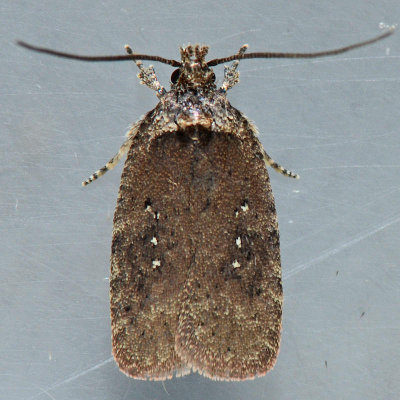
[170,44,216,90]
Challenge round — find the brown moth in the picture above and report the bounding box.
[111,48,286,381]
[17,28,394,380]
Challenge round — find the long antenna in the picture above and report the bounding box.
[17,28,394,68]
[207,28,395,66]
[16,40,181,67]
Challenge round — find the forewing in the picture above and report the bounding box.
[110,122,282,381]
[175,125,283,380]
[110,128,195,380]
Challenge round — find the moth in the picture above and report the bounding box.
[17,28,393,380]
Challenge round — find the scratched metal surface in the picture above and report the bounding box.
[1,1,399,399]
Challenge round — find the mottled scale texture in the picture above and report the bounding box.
[110,44,282,381]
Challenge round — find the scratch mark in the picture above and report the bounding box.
[28,357,113,399]
[162,380,171,396]
[211,29,262,44]
[302,164,400,171]
[284,214,400,280]
[35,387,56,400]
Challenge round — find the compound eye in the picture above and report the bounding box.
[210,72,216,82]
[171,69,181,84]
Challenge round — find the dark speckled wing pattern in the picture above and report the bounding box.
[110,117,282,380]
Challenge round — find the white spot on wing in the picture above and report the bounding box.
[232,260,240,269]
[145,205,159,219]
[152,260,161,269]
[241,202,249,212]
[236,237,241,248]
[151,237,158,246]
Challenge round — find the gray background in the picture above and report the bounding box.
[1,1,399,399]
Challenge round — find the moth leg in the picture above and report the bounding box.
[263,149,299,179]
[220,44,248,92]
[82,134,133,186]
[125,45,166,96]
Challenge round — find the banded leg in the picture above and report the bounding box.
[263,150,299,179]
[220,44,248,92]
[82,135,133,186]
[83,44,161,187]
[125,45,166,96]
